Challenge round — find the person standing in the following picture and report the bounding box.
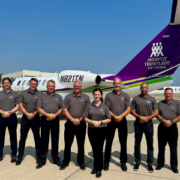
[156,88,180,173]
[104,78,131,171]
[0,77,19,163]
[84,88,111,178]
[36,80,64,169]
[60,80,90,170]
[131,83,158,173]
[16,78,41,165]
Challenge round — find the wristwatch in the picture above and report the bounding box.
[171,120,174,125]
[101,121,103,125]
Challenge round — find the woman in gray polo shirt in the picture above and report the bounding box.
[84,88,111,178]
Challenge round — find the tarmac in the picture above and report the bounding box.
[0,96,180,180]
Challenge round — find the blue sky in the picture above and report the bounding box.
[1,0,179,85]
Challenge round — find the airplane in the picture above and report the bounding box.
[1,0,180,100]
[149,86,180,96]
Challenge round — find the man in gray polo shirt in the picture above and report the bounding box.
[60,80,90,170]
[104,77,131,171]
[131,83,158,173]
[16,78,41,165]
[156,88,180,173]
[36,80,64,169]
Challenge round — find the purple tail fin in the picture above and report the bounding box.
[117,0,180,78]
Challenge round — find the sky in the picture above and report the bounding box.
[1,0,179,85]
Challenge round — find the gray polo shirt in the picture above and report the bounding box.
[64,92,91,119]
[131,94,158,120]
[105,90,131,116]
[19,89,42,113]
[158,99,180,121]
[37,92,64,114]
[83,102,111,128]
[0,89,19,112]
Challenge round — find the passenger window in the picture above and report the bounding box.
[17,80,21,86]
[38,80,41,86]
[22,80,26,86]
[27,80,30,86]
[158,88,164,90]
[42,80,47,86]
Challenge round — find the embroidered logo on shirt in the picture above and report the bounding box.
[100,108,104,111]
[81,99,84,101]
[55,98,58,100]
[9,95,13,98]
[147,100,151,103]
[171,106,174,109]
[34,96,38,99]
[121,97,124,100]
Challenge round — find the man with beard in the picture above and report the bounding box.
[131,83,158,173]
[156,88,180,173]
[104,78,131,171]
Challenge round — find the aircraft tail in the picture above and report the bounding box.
[117,0,180,78]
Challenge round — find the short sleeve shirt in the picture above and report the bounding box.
[131,94,158,119]
[105,90,131,116]
[0,89,19,111]
[37,92,64,114]
[64,92,91,119]
[19,89,42,113]
[83,102,111,128]
[158,99,180,121]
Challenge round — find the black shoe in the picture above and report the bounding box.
[16,156,23,165]
[147,165,154,173]
[36,162,45,169]
[103,163,109,171]
[133,163,139,171]
[121,163,127,171]
[172,168,179,173]
[156,165,163,170]
[60,162,68,170]
[0,157,3,161]
[91,169,97,174]
[96,170,101,178]
[79,163,86,170]
[11,156,16,163]
[53,160,61,166]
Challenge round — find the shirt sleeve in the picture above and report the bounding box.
[37,93,43,109]
[64,95,70,109]
[177,101,180,116]
[105,106,111,119]
[125,94,131,107]
[104,95,110,108]
[14,92,19,105]
[83,105,90,118]
[131,97,136,110]
[18,92,23,103]
[58,95,65,109]
[152,97,158,110]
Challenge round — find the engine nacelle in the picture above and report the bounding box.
[58,70,101,88]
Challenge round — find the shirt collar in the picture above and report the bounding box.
[3,89,12,94]
[28,88,37,95]
[139,94,150,99]
[164,98,174,104]
[47,92,56,96]
[92,101,103,107]
[73,92,82,97]
[112,90,123,95]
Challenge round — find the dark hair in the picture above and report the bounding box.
[2,77,12,84]
[30,78,38,84]
[93,88,103,102]
[164,87,173,93]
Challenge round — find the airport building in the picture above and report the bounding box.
[1,70,56,81]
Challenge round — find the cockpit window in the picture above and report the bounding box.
[38,80,41,86]
[42,80,47,86]
[22,80,26,86]
[27,80,30,86]
[157,88,164,90]
[17,80,21,86]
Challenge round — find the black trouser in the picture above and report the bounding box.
[18,114,40,158]
[88,127,107,171]
[157,123,178,169]
[39,116,60,164]
[0,114,17,157]
[63,121,86,165]
[104,118,128,164]
[134,120,154,165]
